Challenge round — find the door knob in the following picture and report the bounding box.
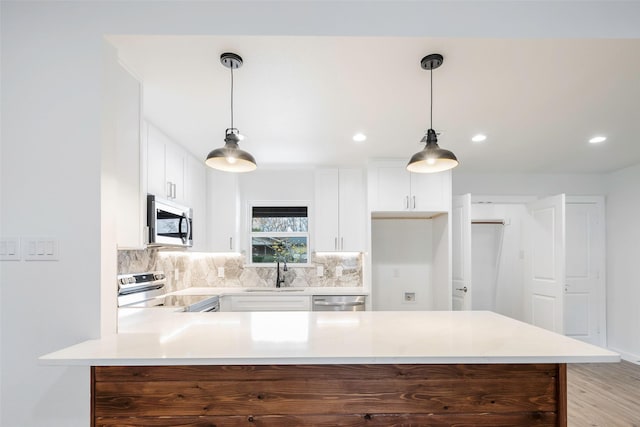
[455,286,468,293]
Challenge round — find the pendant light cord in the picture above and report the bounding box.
[230,66,234,129]
[430,68,433,129]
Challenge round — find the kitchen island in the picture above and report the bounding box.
[41,311,618,426]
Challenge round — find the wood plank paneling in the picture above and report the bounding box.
[96,412,558,427]
[92,364,564,426]
[94,364,558,382]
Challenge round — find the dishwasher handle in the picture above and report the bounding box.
[313,300,364,307]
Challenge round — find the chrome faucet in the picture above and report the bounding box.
[276,260,288,288]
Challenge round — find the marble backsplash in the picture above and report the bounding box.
[118,249,363,294]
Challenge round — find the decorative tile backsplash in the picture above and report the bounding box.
[118,249,362,294]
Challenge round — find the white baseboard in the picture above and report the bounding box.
[608,346,640,365]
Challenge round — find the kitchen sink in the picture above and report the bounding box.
[244,288,305,292]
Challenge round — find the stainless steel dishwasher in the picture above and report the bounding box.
[312,295,366,311]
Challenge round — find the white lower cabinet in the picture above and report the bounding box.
[223,295,311,312]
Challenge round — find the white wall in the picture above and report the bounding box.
[453,172,608,196]
[2,2,640,426]
[372,219,434,310]
[471,204,527,321]
[605,163,640,362]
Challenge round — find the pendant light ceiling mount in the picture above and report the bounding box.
[420,53,443,71]
[220,52,243,69]
[205,52,257,173]
[407,53,459,174]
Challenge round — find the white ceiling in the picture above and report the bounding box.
[109,35,640,173]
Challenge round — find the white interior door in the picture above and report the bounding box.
[452,194,472,310]
[525,194,565,333]
[565,199,605,345]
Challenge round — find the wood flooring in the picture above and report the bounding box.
[568,361,640,426]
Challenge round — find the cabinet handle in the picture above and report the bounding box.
[412,195,416,209]
[229,237,233,251]
[167,181,172,199]
[334,237,338,251]
[341,237,344,251]
[405,196,409,210]
[172,182,177,199]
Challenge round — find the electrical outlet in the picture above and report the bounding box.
[316,266,324,277]
[335,266,343,277]
[217,267,225,278]
[404,292,416,302]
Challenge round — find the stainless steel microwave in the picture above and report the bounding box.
[147,195,193,247]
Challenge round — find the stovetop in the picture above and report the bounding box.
[158,294,219,312]
[117,271,219,311]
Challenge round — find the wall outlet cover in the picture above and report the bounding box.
[217,267,225,278]
[316,266,324,277]
[404,292,416,302]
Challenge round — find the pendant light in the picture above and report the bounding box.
[205,52,257,173]
[407,54,459,173]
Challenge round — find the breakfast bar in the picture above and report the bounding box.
[41,311,619,426]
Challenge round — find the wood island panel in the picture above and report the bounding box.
[92,364,567,427]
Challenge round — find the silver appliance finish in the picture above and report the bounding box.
[312,295,366,312]
[117,271,219,312]
[147,195,193,248]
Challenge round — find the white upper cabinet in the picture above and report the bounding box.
[111,58,145,249]
[146,121,208,249]
[185,154,207,251]
[314,168,366,252]
[207,169,239,252]
[146,122,186,204]
[368,160,451,213]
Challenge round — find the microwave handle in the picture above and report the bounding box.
[179,212,191,245]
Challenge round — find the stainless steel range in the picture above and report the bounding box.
[117,271,219,312]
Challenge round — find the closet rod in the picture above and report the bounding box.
[471,219,505,225]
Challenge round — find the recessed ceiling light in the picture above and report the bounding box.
[589,136,607,144]
[353,133,367,142]
[471,134,487,143]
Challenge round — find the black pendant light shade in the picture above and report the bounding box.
[205,52,257,173]
[406,129,458,173]
[407,54,459,173]
[205,128,257,172]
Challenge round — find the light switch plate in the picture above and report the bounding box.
[0,238,21,261]
[217,267,225,278]
[316,266,324,277]
[23,238,58,261]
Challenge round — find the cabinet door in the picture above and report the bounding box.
[185,155,207,251]
[314,169,340,251]
[146,123,167,198]
[165,140,185,203]
[207,169,239,252]
[229,295,311,311]
[338,168,366,251]
[113,61,145,249]
[373,165,411,211]
[410,170,450,212]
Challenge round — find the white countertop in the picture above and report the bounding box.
[170,287,369,296]
[40,310,619,366]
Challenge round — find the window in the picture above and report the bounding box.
[250,205,309,264]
